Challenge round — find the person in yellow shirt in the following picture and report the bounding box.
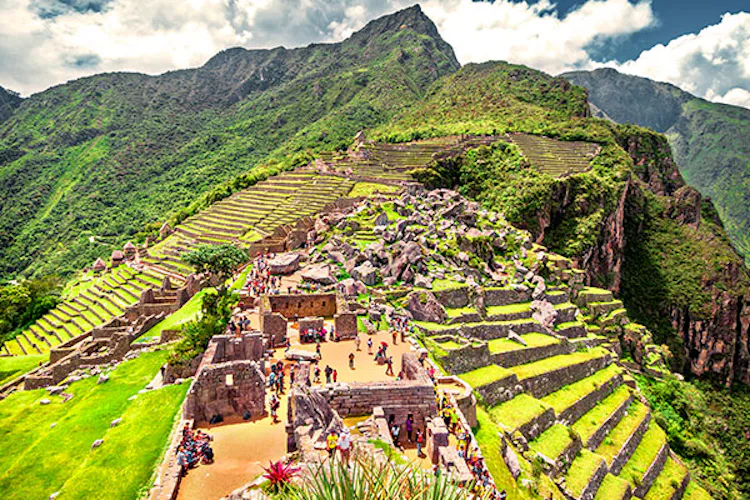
[326,431,338,459]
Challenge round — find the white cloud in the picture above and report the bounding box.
[418,0,655,74]
[604,12,750,109]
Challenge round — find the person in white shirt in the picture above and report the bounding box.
[337,428,353,464]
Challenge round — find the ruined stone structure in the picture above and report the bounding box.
[183,333,266,423]
[20,277,200,392]
[259,292,358,343]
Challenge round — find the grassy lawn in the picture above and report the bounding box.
[485,302,532,316]
[594,473,630,500]
[488,333,559,354]
[412,320,455,332]
[509,348,609,381]
[571,385,632,445]
[435,339,463,350]
[565,449,605,497]
[489,394,551,431]
[134,289,208,343]
[473,408,527,499]
[430,279,467,292]
[0,354,46,385]
[445,306,477,318]
[0,350,183,500]
[348,182,399,198]
[530,424,573,460]
[596,401,649,465]
[541,364,622,414]
[643,456,688,500]
[459,364,513,388]
[619,424,666,487]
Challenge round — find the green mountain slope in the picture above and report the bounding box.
[0,86,22,124]
[564,68,750,263]
[0,5,458,280]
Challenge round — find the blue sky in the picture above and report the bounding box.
[0,0,748,107]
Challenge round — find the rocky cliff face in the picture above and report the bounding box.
[0,86,21,124]
[606,126,750,385]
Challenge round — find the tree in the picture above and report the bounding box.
[181,244,248,294]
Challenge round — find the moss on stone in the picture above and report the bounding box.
[530,423,573,460]
[489,394,551,431]
[459,364,514,388]
[541,364,623,414]
[487,333,560,354]
[565,449,605,497]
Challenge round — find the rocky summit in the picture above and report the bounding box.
[0,4,747,500]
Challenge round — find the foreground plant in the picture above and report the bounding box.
[262,460,301,492]
[275,454,486,500]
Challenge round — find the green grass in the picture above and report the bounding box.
[683,481,713,500]
[485,302,532,316]
[458,364,513,388]
[473,408,527,499]
[565,449,605,497]
[488,394,551,431]
[487,333,560,354]
[571,385,632,445]
[348,182,399,198]
[509,348,609,381]
[594,473,631,500]
[435,339,463,350]
[134,288,208,343]
[541,364,622,414]
[619,424,667,487]
[596,401,649,465]
[530,423,572,460]
[0,350,175,499]
[0,354,47,385]
[445,306,477,319]
[429,279,467,292]
[644,456,688,500]
[58,382,189,499]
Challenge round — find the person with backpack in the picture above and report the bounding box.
[416,429,424,457]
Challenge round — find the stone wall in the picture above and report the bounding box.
[476,374,521,406]
[334,312,357,339]
[492,341,573,368]
[484,287,531,307]
[634,442,669,498]
[610,412,651,475]
[578,457,608,500]
[261,313,288,347]
[432,286,470,308]
[517,406,555,441]
[298,316,324,334]
[586,393,633,450]
[266,293,337,319]
[520,355,611,399]
[183,360,266,422]
[558,372,623,424]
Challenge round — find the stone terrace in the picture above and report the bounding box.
[142,173,355,277]
[508,133,600,178]
[2,265,180,358]
[417,261,700,499]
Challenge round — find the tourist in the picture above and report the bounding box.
[327,431,338,459]
[392,329,397,345]
[290,364,296,384]
[354,334,361,351]
[391,424,401,448]
[441,405,452,429]
[325,365,332,384]
[316,343,322,359]
[337,428,353,465]
[268,370,277,389]
[285,338,291,352]
[499,490,507,500]
[416,429,424,457]
[405,415,414,442]
[332,369,338,383]
[385,355,394,376]
[349,352,355,369]
[314,365,321,383]
[269,394,280,423]
[450,408,460,433]
[367,338,373,354]
[176,446,188,476]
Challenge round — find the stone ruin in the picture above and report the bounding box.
[183,332,267,423]
[259,292,357,347]
[21,276,200,392]
[286,352,475,482]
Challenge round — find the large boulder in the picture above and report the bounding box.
[269,253,301,275]
[406,291,447,323]
[351,261,378,286]
[301,264,337,285]
[531,300,557,330]
[338,278,367,297]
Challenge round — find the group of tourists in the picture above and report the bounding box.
[388,414,425,456]
[325,428,354,464]
[175,425,215,475]
[300,325,339,344]
[436,394,501,499]
[268,360,286,395]
[228,314,252,335]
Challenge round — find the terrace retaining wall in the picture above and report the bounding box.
[586,393,634,450]
[558,372,623,424]
[634,442,669,498]
[521,355,612,399]
[611,412,651,475]
[493,341,573,368]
